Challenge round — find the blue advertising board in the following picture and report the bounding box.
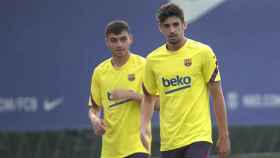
[1,0,280,131]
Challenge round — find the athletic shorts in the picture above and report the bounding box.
[161,141,212,158]
[125,152,150,158]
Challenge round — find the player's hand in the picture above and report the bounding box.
[217,135,231,158]
[89,111,106,136]
[110,89,134,100]
[140,127,151,150]
[93,118,106,136]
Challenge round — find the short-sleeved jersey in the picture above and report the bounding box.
[143,39,221,151]
[89,53,150,158]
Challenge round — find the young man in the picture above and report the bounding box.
[140,3,231,158]
[88,20,151,158]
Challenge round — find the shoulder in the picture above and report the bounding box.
[130,53,146,64]
[188,39,215,58]
[92,58,111,75]
[129,53,146,72]
[188,39,212,51]
[146,44,167,60]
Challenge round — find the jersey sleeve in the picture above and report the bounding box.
[89,69,102,107]
[138,64,145,96]
[135,57,146,96]
[202,46,221,83]
[143,59,158,95]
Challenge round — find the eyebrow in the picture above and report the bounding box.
[109,35,127,39]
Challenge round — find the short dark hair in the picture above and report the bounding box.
[156,3,185,23]
[105,20,130,37]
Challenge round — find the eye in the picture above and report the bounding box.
[173,22,179,27]
[110,38,117,43]
[163,24,170,28]
[120,36,128,42]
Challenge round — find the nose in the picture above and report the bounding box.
[169,25,176,34]
[115,40,122,47]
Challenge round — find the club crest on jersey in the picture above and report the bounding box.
[184,58,192,67]
[128,74,135,81]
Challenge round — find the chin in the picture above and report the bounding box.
[168,40,179,45]
[113,52,125,57]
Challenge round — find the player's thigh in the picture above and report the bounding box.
[184,141,212,158]
[161,146,185,158]
[125,152,150,158]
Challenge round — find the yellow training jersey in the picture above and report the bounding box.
[89,53,150,158]
[143,39,221,151]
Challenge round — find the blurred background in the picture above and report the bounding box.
[1,0,280,157]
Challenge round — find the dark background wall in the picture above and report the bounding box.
[1,0,280,131]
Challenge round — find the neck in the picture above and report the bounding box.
[111,52,130,68]
[167,37,187,51]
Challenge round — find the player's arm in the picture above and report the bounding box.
[110,89,159,110]
[88,101,106,136]
[208,81,231,158]
[88,68,106,136]
[140,57,158,149]
[140,86,157,150]
[110,89,142,103]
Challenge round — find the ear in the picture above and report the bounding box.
[129,34,134,44]
[158,23,163,33]
[105,37,109,47]
[183,21,188,30]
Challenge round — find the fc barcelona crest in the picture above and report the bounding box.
[184,58,192,67]
[128,74,135,81]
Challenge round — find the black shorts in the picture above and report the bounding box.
[125,152,150,158]
[161,141,212,158]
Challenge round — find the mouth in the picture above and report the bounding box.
[168,36,177,41]
[167,35,179,44]
[168,34,177,39]
[115,49,124,52]
[112,49,126,55]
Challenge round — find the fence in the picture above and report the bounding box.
[1,126,280,158]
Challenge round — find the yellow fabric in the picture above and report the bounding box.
[143,39,220,151]
[89,53,150,158]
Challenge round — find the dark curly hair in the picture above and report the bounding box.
[156,3,185,23]
[105,20,130,37]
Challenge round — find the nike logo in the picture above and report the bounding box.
[43,97,64,111]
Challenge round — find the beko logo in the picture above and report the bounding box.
[161,75,191,94]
